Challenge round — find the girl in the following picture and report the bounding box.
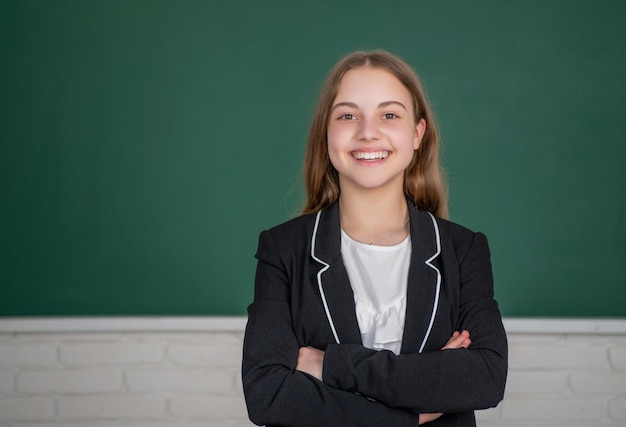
[242,50,507,426]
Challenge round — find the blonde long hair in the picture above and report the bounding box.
[300,50,448,219]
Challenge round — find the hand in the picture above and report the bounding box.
[417,331,471,424]
[419,412,443,424]
[441,330,471,350]
[296,346,324,381]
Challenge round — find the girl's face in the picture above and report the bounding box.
[327,66,425,195]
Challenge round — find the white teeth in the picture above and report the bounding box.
[353,151,389,160]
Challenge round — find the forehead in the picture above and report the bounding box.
[334,67,412,105]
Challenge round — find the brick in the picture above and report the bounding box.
[506,333,562,344]
[120,422,219,427]
[0,397,55,420]
[233,367,244,394]
[502,396,605,421]
[60,343,163,366]
[571,371,626,393]
[578,423,626,427]
[480,423,570,427]
[169,394,247,419]
[207,424,253,427]
[18,370,123,393]
[609,396,626,420]
[609,346,626,369]
[475,406,500,421]
[505,370,569,394]
[0,344,57,367]
[0,371,15,393]
[167,343,242,368]
[47,333,123,342]
[59,395,166,419]
[125,369,233,393]
[509,344,607,370]
[164,332,243,345]
[12,423,118,427]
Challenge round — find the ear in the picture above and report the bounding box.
[413,118,426,150]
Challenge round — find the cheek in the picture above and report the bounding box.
[326,140,342,170]
[326,123,346,144]
[326,127,347,160]
[387,127,417,149]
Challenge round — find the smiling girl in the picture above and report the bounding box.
[242,50,507,426]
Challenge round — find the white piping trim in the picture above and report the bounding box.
[311,211,340,344]
[419,212,442,353]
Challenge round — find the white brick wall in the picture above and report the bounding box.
[0,317,624,427]
[477,323,626,427]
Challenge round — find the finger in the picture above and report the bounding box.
[442,333,464,350]
[460,336,472,348]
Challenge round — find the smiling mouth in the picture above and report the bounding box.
[352,151,389,160]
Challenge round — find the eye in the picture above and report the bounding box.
[382,113,399,119]
[338,113,356,120]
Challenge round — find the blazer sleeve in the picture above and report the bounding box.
[321,232,508,413]
[242,230,422,426]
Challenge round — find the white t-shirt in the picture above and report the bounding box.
[340,230,411,355]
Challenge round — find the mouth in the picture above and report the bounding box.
[351,151,390,161]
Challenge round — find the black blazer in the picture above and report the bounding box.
[243,201,507,426]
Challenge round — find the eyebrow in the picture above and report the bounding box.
[331,100,408,112]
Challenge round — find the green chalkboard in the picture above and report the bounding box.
[1,0,625,317]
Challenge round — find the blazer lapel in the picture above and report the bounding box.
[401,204,442,354]
[311,201,443,350]
[311,202,362,345]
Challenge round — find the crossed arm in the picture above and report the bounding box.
[297,330,472,380]
[297,330,473,425]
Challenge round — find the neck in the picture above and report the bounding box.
[339,187,409,246]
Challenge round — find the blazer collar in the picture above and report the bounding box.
[311,201,342,265]
[312,200,439,267]
[311,200,442,352]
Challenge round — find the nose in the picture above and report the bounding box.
[358,117,381,141]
